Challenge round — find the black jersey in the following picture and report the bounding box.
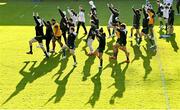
[67,32,76,47]
[33,16,44,36]
[168,9,174,25]
[132,8,141,25]
[91,15,99,29]
[91,7,97,15]
[43,21,53,39]
[116,29,127,46]
[157,3,163,17]
[97,33,106,49]
[88,26,96,40]
[58,9,68,31]
[109,7,119,23]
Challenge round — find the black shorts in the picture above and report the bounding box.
[142,28,149,34]
[117,39,126,46]
[35,36,43,43]
[97,47,104,53]
[133,24,140,29]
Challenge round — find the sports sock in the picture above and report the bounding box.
[73,55,77,63]
[100,59,103,67]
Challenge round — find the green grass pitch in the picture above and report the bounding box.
[0,0,180,109]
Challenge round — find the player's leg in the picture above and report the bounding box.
[82,22,87,35]
[39,42,49,58]
[46,38,51,53]
[107,25,111,37]
[130,26,135,38]
[57,37,66,58]
[70,49,77,66]
[149,26,156,48]
[110,43,119,59]
[76,22,81,34]
[119,46,130,63]
[51,36,56,53]
[62,30,67,44]
[98,52,103,69]
[87,38,94,55]
[27,37,37,54]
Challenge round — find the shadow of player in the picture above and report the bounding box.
[85,69,102,108]
[166,33,179,52]
[2,54,61,105]
[45,66,76,104]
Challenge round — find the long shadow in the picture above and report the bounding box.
[76,35,86,48]
[45,66,76,104]
[142,45,156,80]
[2,54,61,105]
[82,56,96,81]
[130,40,156,80]
[166,33,179,52]
[105,37,115,55]
[86,69,102,108]
[109,62,129,104]
[130,41,143,63]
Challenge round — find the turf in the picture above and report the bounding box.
[0,0,180,109]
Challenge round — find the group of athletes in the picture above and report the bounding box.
[26,0,178,69]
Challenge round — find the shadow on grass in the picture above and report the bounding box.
[45,66,76,105]
[130,40,156,80]
[166,33,179,52]
[105,37,115,55]
[2,54,61,105]
[158,30,179,52]
[86,69,102,108]
[106,61,129,105]
[82,56,96,81]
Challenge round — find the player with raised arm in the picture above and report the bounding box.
[26,12,49,58]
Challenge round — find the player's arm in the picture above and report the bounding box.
[107,3,116,14]
[132,7,138,15]
[33,12,40,26]
[57,6,65,18]
[42,19,47,26]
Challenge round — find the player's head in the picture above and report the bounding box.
[51,18,56,25]
[120,23,126,30]
[99,27,103,34]
[89,0,94,6]
[47,21,51,26]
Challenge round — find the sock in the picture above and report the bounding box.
[100,59,103,67]
[44,51,48,57]
[30,46,32,52]
[126,55,129,60]
[138,37,142,44]
[62,49,66,57]
[73,55,77,63]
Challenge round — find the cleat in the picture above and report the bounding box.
[26,51,33,54]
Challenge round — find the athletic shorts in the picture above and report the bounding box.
[133,24,140,29]
[34,36,43,43]
[97,47,105,53]
[148,24,154,30]
[116,39,126,46]
[52,36,61,41]
[142,28,149,34]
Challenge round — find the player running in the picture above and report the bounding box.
[156,0,164,30]
[93,28,106,69]
[137,5,149,45]
[51,19,66,58]
[107,3,120,38]
[67,7,78,26]
[66,27,77,66]
[76,5,87,35]
[129,7,141,39]
[26,12,49,58]
[57,7,68,44]
[109,23,130,63]
[42,19,53,54]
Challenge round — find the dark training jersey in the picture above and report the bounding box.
[67,32,77,49]
[33,16,44,36]
[116,29,127,46]
[58,9,68,31]
[168,9,174,25]
[96,33,106,50]
[43,21,53,39]
[132,8,141,25]
[109,7,119,24]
